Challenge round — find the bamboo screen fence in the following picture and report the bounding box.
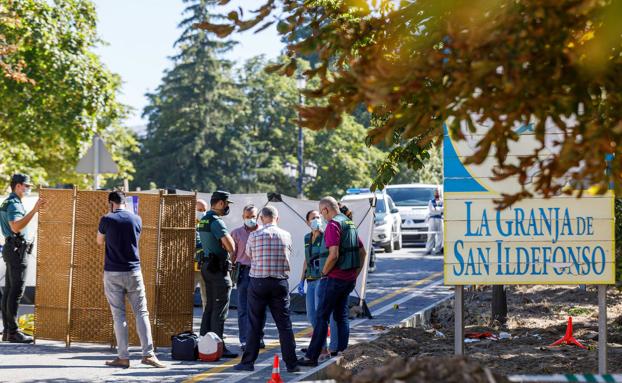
[34,188,195,347]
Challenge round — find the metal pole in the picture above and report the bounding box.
[598,284,607,374]
[297,124,304,199]
[93,135,100,190]
[455,285,464,355]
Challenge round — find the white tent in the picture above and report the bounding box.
[183,191,374,305]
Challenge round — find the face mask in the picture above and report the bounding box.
[244,218,257,228]
[223,206,230,216]
[24,187,32,196]
[310,218,322,231]
[196,211,204,221]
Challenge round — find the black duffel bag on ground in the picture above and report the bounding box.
[171,331,199,361]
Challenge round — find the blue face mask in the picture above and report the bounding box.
[310,218,322,231]
[244,218,257,228]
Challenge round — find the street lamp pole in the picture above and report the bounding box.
[297,75,305,199]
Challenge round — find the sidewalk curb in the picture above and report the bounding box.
[295,288,453,382]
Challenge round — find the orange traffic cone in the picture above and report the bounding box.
[549,316,587,349]
[268,354,283,383]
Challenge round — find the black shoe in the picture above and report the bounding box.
[233,363,253,371]
[287,365,301,373]
[222,348,238,358]
[297,357,318,367]
[1,331,7,342]
[7,331,33,344]
[300,347,308,353]
[330,351,339,357]
[259,339,265,349]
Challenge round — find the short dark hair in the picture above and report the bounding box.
[260,205,278,219]
[108,190,126,205]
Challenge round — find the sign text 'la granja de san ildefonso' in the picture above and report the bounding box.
[443,123,615,285]
[453,202,609,279]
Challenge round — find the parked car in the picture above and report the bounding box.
[385,184,441,245]
[341,188,402,253]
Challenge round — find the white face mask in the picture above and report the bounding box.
[310,218,322,230]
[244,218,257,228]
[196,211,205,221]
[24,187,32,196]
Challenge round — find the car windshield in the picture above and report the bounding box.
[386,188,436,207]
[375,198,386,213]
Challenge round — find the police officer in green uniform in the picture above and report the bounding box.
[197,191,237,358]
[1,174,45,343]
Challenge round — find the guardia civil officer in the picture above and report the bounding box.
[197,191,237,358]
[298,196,367,367]
[0,174,45,343]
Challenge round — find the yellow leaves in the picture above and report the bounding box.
[579,30,595,43]
[194,22,235,38]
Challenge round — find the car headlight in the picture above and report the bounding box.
[374,216,389,227]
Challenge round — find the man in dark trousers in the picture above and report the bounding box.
[97,190,164,368]
[298,196,367,367]
[0,174,44,343]
[197,191,237,358]
[234,206,299,373]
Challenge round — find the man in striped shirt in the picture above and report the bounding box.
[234,206,299,373]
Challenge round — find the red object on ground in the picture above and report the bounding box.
[465,332,495,339]
[268,354,284,383]
[550,316,587,349]
[327,327,331,338]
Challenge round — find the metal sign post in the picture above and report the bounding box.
[598,285,607,374]
[455,285,464,355]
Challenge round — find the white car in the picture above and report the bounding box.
[385,184,441,245]
[341,189,402,253]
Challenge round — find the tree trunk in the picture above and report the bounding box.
[491,285,507,326]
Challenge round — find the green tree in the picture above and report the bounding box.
[0,0,134,189]
[133,0,243,192]
[201,0,622,205]
[306,114,384,199]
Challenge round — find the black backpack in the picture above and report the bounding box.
[171,331,199,361]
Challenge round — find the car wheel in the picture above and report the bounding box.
[383,238,394,253]
[394,229,402,250]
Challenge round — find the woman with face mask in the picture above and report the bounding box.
[298,210,337,359]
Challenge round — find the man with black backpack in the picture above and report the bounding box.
[196,190,237,358]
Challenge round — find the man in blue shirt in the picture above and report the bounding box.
[97,191,164,369]
[0,174,44,343]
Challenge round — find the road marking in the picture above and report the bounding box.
[225,279,447,383]
[183,272,443,383]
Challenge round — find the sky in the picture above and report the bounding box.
[93,0,284,128]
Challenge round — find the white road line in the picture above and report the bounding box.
[219,278,447,383]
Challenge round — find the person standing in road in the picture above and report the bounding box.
[0,174,45,343]
[425,188,443,255]
[230,204,266,351]
[97,190,164,368]
[298,197,367,367]
[234,206,299,373]
[197,191,237,358]
[298,210,335,360]
[194,199,208,309]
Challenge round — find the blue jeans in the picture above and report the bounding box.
[305,277,355,361]
[237,265,264,344]
[305,279,338,351]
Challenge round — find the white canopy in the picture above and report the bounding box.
[184,191,374,301]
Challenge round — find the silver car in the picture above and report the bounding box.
[341,189,402,253]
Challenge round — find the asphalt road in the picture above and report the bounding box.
[0,245,448,383]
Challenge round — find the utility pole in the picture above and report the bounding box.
[297,75,305,199]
